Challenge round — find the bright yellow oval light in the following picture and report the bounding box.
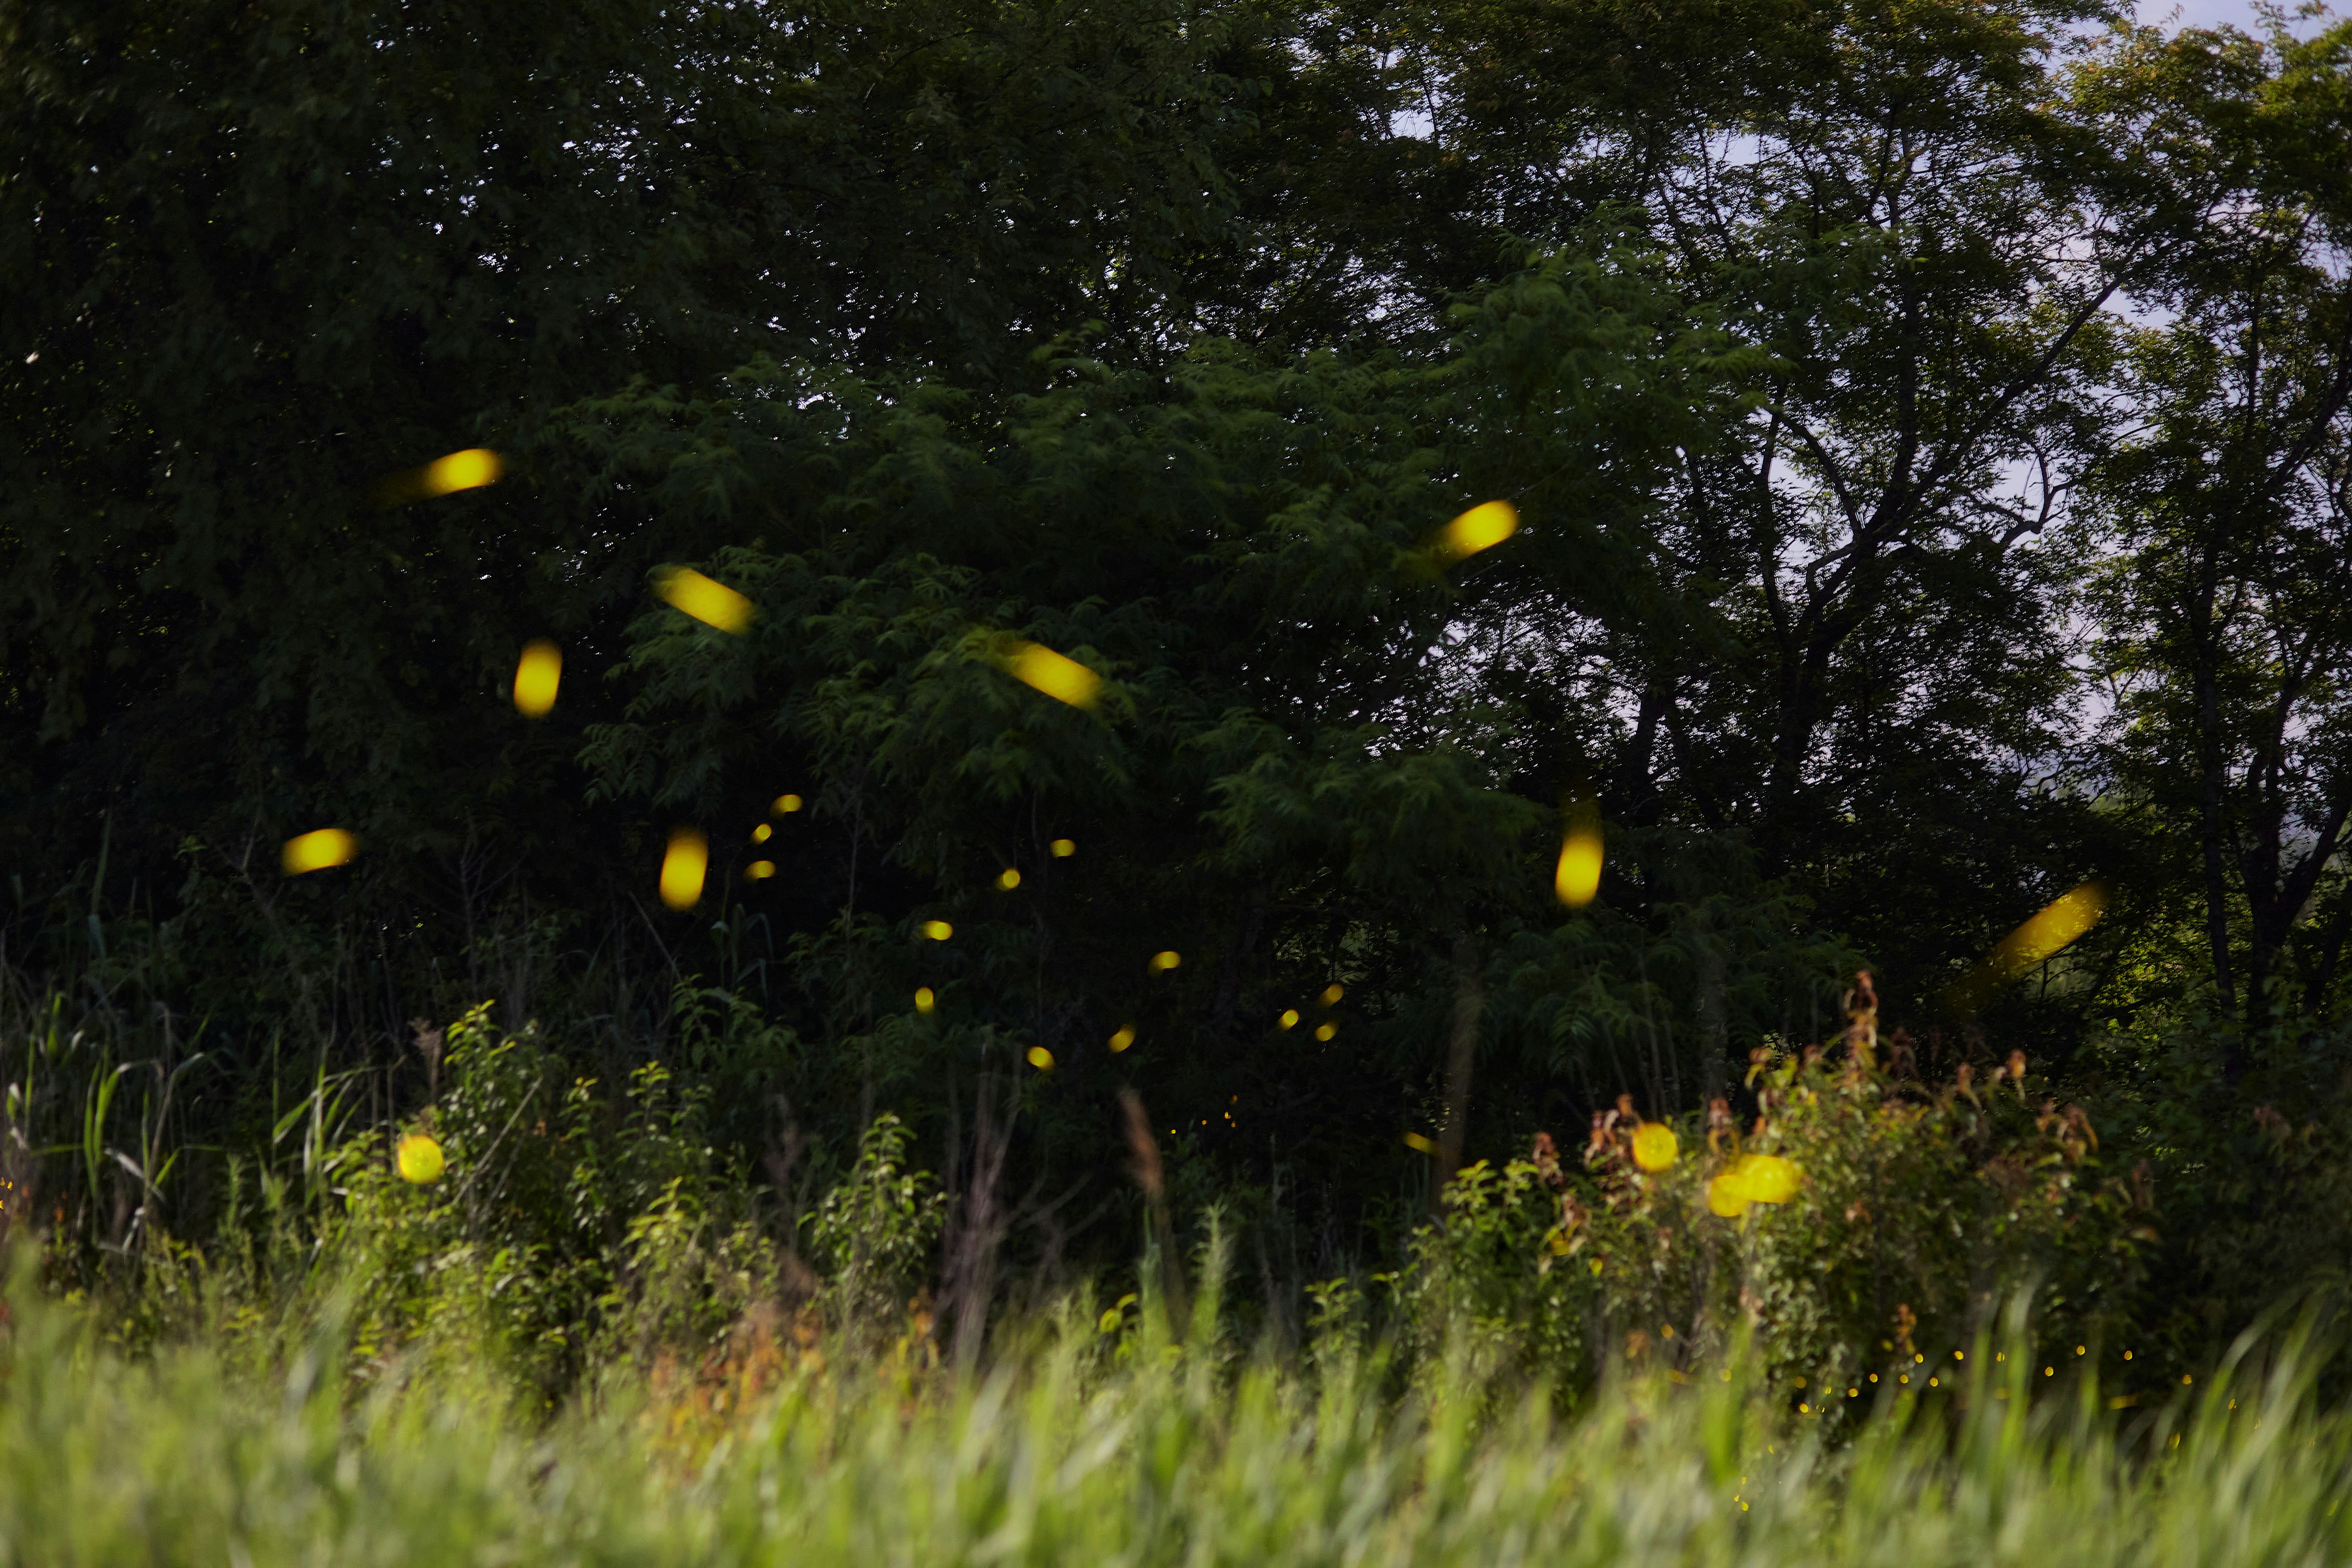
[996,868,1021,890]
[1109,1026,1135,1052]
[1026,1045,1055,1071]
[1279,1009,1299,1029]
[1736,1153,1800,1204]
[1320,983,1344,1006]
[915,987,936,1014]
[1436,500,1519,562]
[922,920,953,941]
[659,828,708,910]
[396,1133,446,1184]
[775,794,804,814]
[1632,1122,1679,1172]
[1555,829,1603,907]
[1149,950,1181,973]
[1007,641,1102,709]
[512,638,561,716]
[423,448,503,496]
[1050,838,1076,858]
[1404,1131,1436,1153]
[654,566,753,634]
[1707,1171,1752,1217]
[282,828,358,875]
[745,860,776,880]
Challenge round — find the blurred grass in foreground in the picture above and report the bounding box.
[4,1260,2350,1568]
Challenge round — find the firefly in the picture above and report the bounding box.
[1109,1026,1135,1052]
[659,828,708,910]
[1006,641,1101,709]
[1631,1123,1679,1172]
[1148,951,1181,973]
[997,869,1021,890]
[1026,1046,1055,1071]
[1947,882,2109,1012]
[1433,500,1519,563]
[752,823,772,843]
[745,860,776,880]
[654,566,753,634]
[512,639,561,716]
[379,448,503,505]
[1404,1132,1435,1153]
[1320,983,1343,1006]
[1278,1009,1299,1029]
[282,829,358,876]
[1555,796,1602,907]
[1315,1022,1336,1041]
[922,920,953,941]
[775,794,804,814]
[915,988,936,1014]
[1050,838,1076,857]
[396,1133,446,1184]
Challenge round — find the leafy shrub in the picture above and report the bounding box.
[1404,987,2152,1415]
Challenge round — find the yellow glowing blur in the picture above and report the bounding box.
[746,860,776,880]
[1732,1153,1798,1204]
[751,823,772,843]
[1949,881,2109,1011]
[1315,1022,1337,1041]
[997,869,1022,890]
[1050,838,1076,858]
[1404,1131,1436,1153]
[282,828,358,875]
[1320,983,1344,1006]
[396,1133,445,1185]
[1279,1009,1299,1029]
[775,794,804,814]
[1707,1171,1750,1217]
[1631,1123,1679,1172]
[1110,1026,1135,1052]
[922,920,953,941]
[512,639,562,716]
[915,987,936,1014]
[659,828,708,910]
[1555,797,1603,907]
[1435,500,1519,563]
[1026,1045,1055,1071]
[425,448,502,495]
[1149,950,1181,973]
[655,566,753,634]
[1007,641,1101,709]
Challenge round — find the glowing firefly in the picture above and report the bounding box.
[1404,1131,1436,1153]
[1109,1026,1135,1052]
[512,639,561,716]
[1320,983,1344,1006]
[282,829,358,875]
[915,988,936,1014]
[997,869,1021,890]
[922,920,953,941]
[659,828,708,910]
[654,566,753,634]
[396,1133,446,1184]
[1050,838,1076,858]
[1947,882,2109,1012]
[1006,641,1101,709]
[1315,1022,1337,1041]
[379,448,504,505]
[1433,500,1519,564]
[1026,1046,1055,1071]
[1555,796,1602,907]
[1631,1123,1679,1172]
[1279,1009,1299,1029]
[774,794,804,814]
[1148,951,1181,973]
[745,860,776,880]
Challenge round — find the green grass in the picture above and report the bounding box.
[4,1271,2349,1568]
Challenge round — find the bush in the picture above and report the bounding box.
[1404,990,2152,1415]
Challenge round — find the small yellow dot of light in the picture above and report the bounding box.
[1899,1375,1908,1384]
[1997,1352,2006,1362]
[2182,1375,2193,1385]
[1847,1388,1858,1397]
[1914,1353,1924,1363]
[1050,838,1075,857]
[997,868,1021,890]
[1928,1377,1938,1387]
[2045,1367,2055,1377]
[1315,1022,1336,1041]
[1279,1009,1298,1029]
[1868,1374,1878,1383]
[747,860,776,880]
[2075,1345,2086,1355]
[752,823,772,842]
[1954,1350,1965,1360]
[2123,1350,2134,1360]
[1798,1403,1809,1414]
[775,794,803,813]
[1320,983,1344,1006]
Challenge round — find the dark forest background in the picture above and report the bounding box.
[5,0,2352,1362]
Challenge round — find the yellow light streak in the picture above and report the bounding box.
[1555,796,1603,907]
[658,828,708,910]
[281,828,358,875]
[654,566,753,634]
[1109,1026,1135,1052]
[512,639,561,716]
[1007,641,1101,709]
[1434,500,1519,563]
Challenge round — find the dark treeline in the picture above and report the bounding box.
[4,0,2352,1357]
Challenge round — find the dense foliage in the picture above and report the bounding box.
[5,0,2352,1386]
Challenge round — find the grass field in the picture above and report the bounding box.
[4,1267,2347,1568]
